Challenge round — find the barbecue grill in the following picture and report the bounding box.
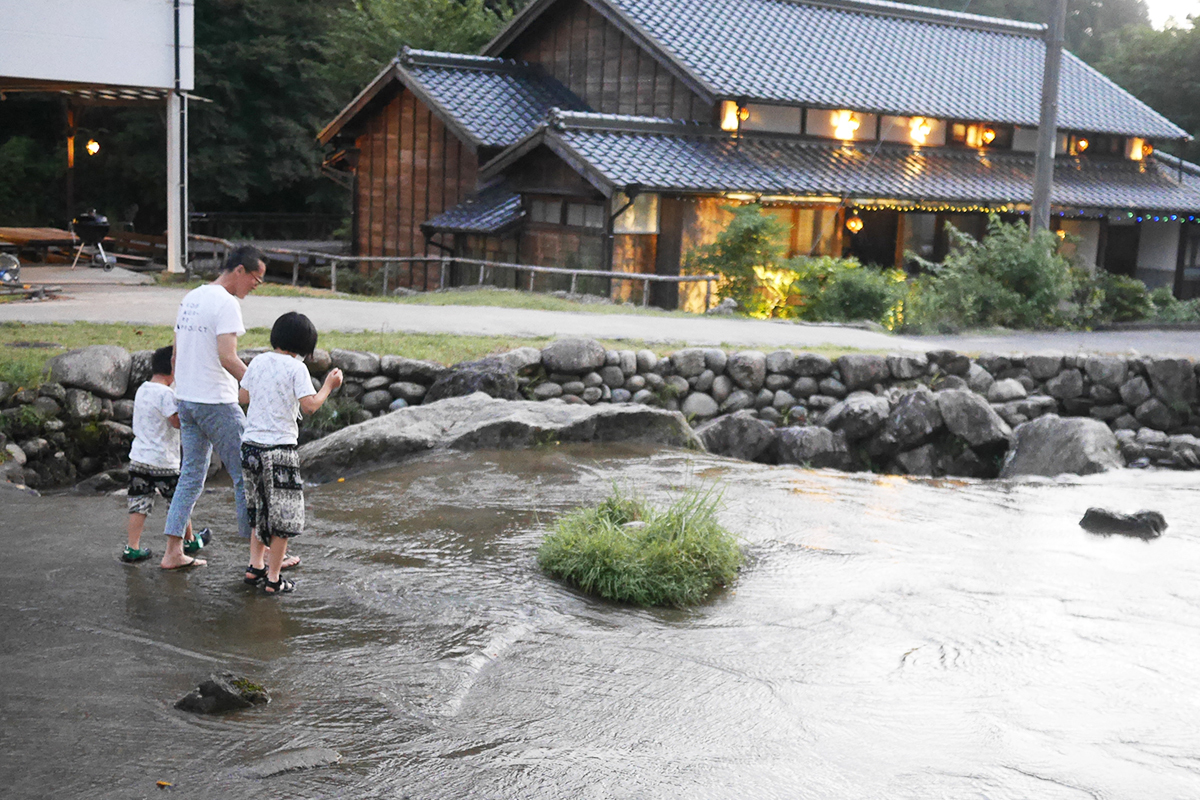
[70,209,116,270]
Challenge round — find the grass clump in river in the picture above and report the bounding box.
[538,486,742,607]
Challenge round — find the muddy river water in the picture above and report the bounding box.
[2,444,1199,799]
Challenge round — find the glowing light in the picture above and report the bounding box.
[845,213,864,234]
[85,139,100,156]
[1076,138,1089,153]
[833,110,861,140]
[980,127,997,145]
[738,106,750,122]
[1143,142,1154,158]
[1055,229,1066,239]
[720,100,740,132]
[909,116,932,145]
[1128,137,1146,161]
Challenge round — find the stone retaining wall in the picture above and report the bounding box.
[5,339,1200,489]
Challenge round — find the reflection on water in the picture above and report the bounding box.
[3,444,1200,799]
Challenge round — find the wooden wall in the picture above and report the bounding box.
[611,234,656,302]
[519,226,606,293]
[354,89,478,290]
[505,0,713,122]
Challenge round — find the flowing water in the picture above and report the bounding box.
[3,444,1200,799]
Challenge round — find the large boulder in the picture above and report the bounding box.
[670,348,708,378]
[887,352,928,381]
[694,410,776,462]
[884,388,944,449]
[1145,357,1196,407]
[128,350,155,391]
[793,353,833,377]
[836,354,890,392]
[329,348,380,377]
[498,347,543,374]
[680,392,719,421]
[542,338,606,374]
[1084,356,1128,390]
[379,355,445,383]
[727,351,767,392]
[1000,415,1124,478]
[936,389,1012,448]
[298,393,701,482]
[833,391,890,441]
[47,345,131,399]
[774,426,852,470]
[423,358,520,404]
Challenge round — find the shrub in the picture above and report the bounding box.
[792,256,906,324]
[905,215,1074,331]
[537,486,742,607]
[684,204,788,317]
[303,396,363,434]
[1148,286,1200,323]
[1095,272,1152,322]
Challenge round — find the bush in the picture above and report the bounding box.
[684,204,787,317]
[792,256,906,324]
[1148,286,1200,323]
[904,215,1075,331]
[1095,272,1152,322]
[537,486,743,607]
[303,396,362,434]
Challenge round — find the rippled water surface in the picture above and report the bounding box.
[3,444,1200,799]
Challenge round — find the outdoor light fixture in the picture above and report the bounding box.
[1076,138,1089,153]
[846,212,864,234]
[980,127,997,145]
[1143,142,1154,158]
[833,110,861,140]
[720,100,749,132]
[85,139,100,156]
[909,116,932,145]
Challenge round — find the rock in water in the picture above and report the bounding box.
[1000,415,1123,478]
[1079,508,1167,540]
[175,673,270,714]
[298,392,701,482]
[242,747,342,779]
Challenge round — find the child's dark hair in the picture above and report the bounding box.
[270,311,318,358]
[151,345,173,376]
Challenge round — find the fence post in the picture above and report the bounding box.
[331,258,337,293]
[569,272,577,295]
[529,271,535,292]
[705,278,712,312]
[291,253,299,286]
[642,278,651,307]
[478,263,486,285]
[382,263,390,296]
[440,259,447,289]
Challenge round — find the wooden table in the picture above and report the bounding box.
[0,227,78,262]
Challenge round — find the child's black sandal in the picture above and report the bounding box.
[263,577,296,595]
[244,565,267,586]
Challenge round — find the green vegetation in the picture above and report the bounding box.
[685,204,905,324]
[537,486,743,608]
[305,396,363,434]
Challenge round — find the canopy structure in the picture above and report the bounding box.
[0,0,195,272]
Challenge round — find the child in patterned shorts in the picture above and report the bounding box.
[239,312,342,594]
[123,345,207,564]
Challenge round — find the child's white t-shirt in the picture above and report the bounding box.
[173,284,246,404]
[128,381,180,470]
[240,352,317,446]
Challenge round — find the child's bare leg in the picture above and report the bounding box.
[246,532,267,580]
[127,512,147,550]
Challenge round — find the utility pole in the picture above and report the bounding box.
[1031,0,1067,235]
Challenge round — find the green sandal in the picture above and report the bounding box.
[121,546,153,563]
[184,528,212,556]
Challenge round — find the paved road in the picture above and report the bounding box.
[3,279,1198,357]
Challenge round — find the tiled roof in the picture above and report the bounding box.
[422,185,524,234]
[401,49,588,148]
[494,113,1200,211]
[492,0,1186,140]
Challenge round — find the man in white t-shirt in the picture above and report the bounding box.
[160,245,266,569]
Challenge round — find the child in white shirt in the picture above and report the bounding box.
[123,346,206,563]
[239,312,342,594]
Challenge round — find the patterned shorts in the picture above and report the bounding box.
[241,442,304,546]
[127,463,179,516]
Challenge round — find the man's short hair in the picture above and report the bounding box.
[270,311,319,358]
[151,345,174,377]
[221,244,266,274]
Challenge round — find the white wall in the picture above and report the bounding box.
[0,0,193,90]
[1135,221,1181,290]
[1059,219,1100,272]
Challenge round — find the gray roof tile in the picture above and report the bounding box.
[422,185,524,234]
[600,0,1186,139]
[536,114,1200,211]
[402,49,588,148]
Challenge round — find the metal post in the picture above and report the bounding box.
[642,278,651,307]
[1032,0,1067,235]
[382,263,390,295]
[166,91,185,273]
[331,258,337,293]
[291,253,299,285]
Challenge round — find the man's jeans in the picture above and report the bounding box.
[163,401,250,539]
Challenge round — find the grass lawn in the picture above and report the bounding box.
[0,320,872,388]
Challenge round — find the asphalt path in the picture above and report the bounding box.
[3,280,1198,357]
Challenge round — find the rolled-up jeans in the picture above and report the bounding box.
[163,400,250,540]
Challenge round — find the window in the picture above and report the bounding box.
[529,198,562,224]
[880,115,946,146]
[612,193,659,234]
[949,122,1012,149]
[807,109,878,142]
[741,104,803,134]
[565,202,605,229]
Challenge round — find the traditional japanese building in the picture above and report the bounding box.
[319,0,1200,309]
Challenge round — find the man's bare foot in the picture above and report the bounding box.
[161,555,207,570]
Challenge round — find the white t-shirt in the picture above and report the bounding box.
[128,381,181,470]
[173,284,246,404]
[241,352,317,446]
